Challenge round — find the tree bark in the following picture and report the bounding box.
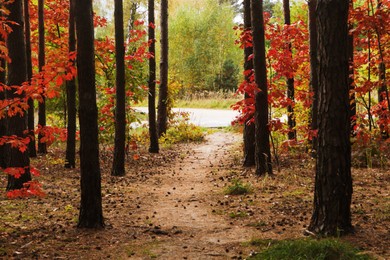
[23,0,37,157]
[0,41,6,169]
[243,0,255,167]
[75,0,104,228]
[251,0,272,175]
[37,0,47,154]
[157,0,169,137]
[348,0,356,137]
[308,0,318,155]
[283,0,296,140]
[112,0,126,176]
[308,0,353,236]
[6,0,32,190]
[376,1,389,139]
[148,0,159,153]
[65,0,76,168]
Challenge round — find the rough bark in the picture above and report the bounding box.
[24,0,37,157]
[283,0,296,140]
[157,0,169,137]
[112,0,126,176]
[243,0,255,167]
[148,0,159,153]
[308,0,318,155]
[308,0,353,236]
[65,0,76,168]
[376,1,389,139]
[0,45,6,169]
[75,0,104,228]
[37,0,47,154]
[348,0,356,137]
[251,0,273,175]
[6,0,32,190]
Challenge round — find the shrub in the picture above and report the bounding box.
[249,239,372,260]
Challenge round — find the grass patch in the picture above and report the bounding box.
[243,238,275,249]
[248,238,372,260]
[224,179,252,195]
[229,211,247,218]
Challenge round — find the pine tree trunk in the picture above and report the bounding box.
[251,0,273,175]
[148,0,159,153]
[308,0,318,155]
[348,0,356,137]
[0,45,6,169]
[157,0,169,137]
[112,0,126,176]
[308,0,353,236]
[24,0,37,157]
[243,0,255,167]
[37,0,47,154]
[283,0,296,140]
[75,0,104,228]
[65,0,77,168]
[6,0,32,190]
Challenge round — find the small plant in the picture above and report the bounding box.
[229,211,247,218]
[248,238,372,260]
[224,179,252,195]
[160,112,205,145]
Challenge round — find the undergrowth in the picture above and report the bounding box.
[248,238,372,260]
[224,179,252,195]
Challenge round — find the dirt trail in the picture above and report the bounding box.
[132,132,257,259]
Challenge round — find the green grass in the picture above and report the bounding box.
[224,179,252,195]
[248,238,372,260]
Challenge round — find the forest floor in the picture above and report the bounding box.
[0,131,389,259]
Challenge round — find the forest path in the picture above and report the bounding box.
[130,132,258,259]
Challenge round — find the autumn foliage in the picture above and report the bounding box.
[233,1,389,155]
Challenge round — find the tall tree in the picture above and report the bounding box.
[348,0,356,137]
[243,0,255,167]
[0,37,6,169]
[65,0,76,168]
[157,0,168,137]
[37,0,47,154]
[251,0,273,175]
[75,0,104,228]
[111,0,126,176]
[148,0,159,153]
[308,0,318,155]
[308,0,353,236]
[6,0,32,190]
[283,0,296,140]
[375,0,389,139]
[24,0,37,157]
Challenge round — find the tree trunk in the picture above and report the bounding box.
[157,0,169,137]
[24,0,37,157]
[65,0,76,168]
[148,0,159,153]
[376,1,389,139]
[283,0,296,140]
[348,0,356,137]
[75,0,104,228]
[0,43,6,169]
[308,0,353,236]
[6,0,32,190]
[308,0,318,156]
[112,0,126,176]
[243,0,255,167]
[251,0,272,175]
[37,0,47,154]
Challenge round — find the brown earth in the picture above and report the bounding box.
[0,131,389,259]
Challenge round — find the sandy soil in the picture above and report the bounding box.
[0,131,389,259]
